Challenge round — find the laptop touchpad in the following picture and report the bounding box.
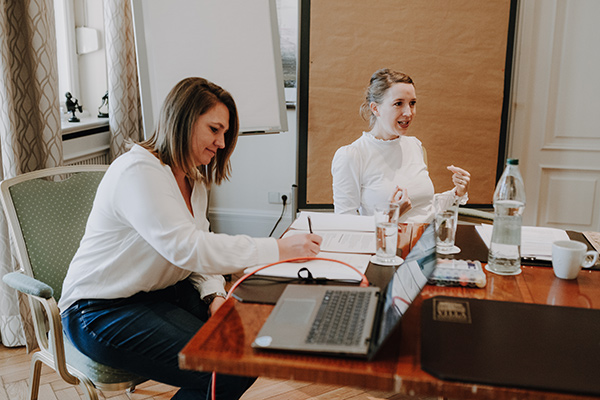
[275,298,316,324]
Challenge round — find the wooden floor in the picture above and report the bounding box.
[0,344,436,400]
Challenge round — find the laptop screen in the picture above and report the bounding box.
[374,223,437,348]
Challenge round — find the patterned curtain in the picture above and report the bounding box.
[104,0,143,160]
[0,0,62,348]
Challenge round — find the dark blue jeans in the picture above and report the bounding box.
[61,280,255,400]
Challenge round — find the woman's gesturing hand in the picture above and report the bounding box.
[277,233,322,260]
[447,165,471,197]
[391,186,412,217]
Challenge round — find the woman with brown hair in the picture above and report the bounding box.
[59,77,321,400]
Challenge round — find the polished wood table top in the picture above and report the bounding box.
[179,226,600,400]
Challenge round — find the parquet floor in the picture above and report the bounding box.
[0,344,435,400]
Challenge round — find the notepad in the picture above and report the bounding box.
[282,228,375,254]
[290,211,375,232]
[244,251,371,281]
[475,225,570,261]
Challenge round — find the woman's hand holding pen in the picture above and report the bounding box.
[447,165,471,197]
[277,233,322,260]
[391,186,412,216]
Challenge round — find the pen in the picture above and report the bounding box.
[307,216,313,234]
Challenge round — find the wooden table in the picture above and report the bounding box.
[179,226,600,400]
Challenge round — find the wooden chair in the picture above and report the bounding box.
[1,166,146,400]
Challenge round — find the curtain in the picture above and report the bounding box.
[0,0,62,348]
[104,0,143,160]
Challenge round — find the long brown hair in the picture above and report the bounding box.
[139,77,239,185]
[359,69,415,128]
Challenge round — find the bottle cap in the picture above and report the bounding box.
[507,158,519,165]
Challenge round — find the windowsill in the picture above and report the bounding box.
[285,87,296,109]
[61,115,109,137]
[62,115,111,164]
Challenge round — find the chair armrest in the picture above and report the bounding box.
[3,272,82,385]
[458,207,494,224]
[2,271,54,299]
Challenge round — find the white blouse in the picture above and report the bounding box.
[59,144,279,311]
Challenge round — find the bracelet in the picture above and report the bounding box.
[203,292,227,305]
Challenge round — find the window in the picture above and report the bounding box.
[54,0,108,131]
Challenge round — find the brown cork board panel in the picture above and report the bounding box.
[302,0,512,206]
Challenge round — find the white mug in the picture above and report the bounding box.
[551,240,599,280]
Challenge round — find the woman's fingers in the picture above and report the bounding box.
[277,233,322,260]
[448,165,471,196]
[447,165,470,176]
[391,187,412,216]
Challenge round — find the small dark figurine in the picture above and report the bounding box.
[65,92,83,122]
[98,90,109,118]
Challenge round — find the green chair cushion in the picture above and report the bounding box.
[63,335,146,386]
[9,171,104,300]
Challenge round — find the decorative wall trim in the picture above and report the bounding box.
[542,0,600,152]
[538,166,599,230]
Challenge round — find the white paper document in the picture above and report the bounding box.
[244,251,371,281]
[290,211,375,232]
[475,225,570,260]
[283,229,376,254]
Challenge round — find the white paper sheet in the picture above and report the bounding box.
[290,211,375,232]
[283,229,376,254]
[475,225,570,261]
[244,251,371,281]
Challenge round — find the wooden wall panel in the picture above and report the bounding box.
[299,0,513,207]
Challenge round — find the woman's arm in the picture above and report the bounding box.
[188,273,226,299]
[331,147,362,214]
[112,160,279,275]
[188,273,227,316]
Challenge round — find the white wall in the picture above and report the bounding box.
[76,0,599,236]
[508,0,600,231]
[211,0,600,236]
[67,1,297,239]
[208,108,298,238]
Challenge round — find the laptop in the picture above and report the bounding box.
[421,296,600,396]
[252,223,436,359]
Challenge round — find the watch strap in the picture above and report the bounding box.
[203,292,227,304]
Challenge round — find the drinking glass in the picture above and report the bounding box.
[374,203,400,264]
[433,193,459,254]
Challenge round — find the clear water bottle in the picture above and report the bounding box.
[487,159,526,275]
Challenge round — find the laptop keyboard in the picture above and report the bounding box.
[306,289,371,346]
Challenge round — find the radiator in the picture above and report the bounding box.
[63,129,110,166]
[66,150,110,166]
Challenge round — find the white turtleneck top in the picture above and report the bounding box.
[332,132,463,223]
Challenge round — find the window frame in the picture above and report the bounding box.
[54,0,80,113]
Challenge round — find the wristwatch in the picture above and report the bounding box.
[203,292,227,305]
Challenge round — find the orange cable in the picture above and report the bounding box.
[211,257,370,400]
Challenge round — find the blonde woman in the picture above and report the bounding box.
[332,68,470,222]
